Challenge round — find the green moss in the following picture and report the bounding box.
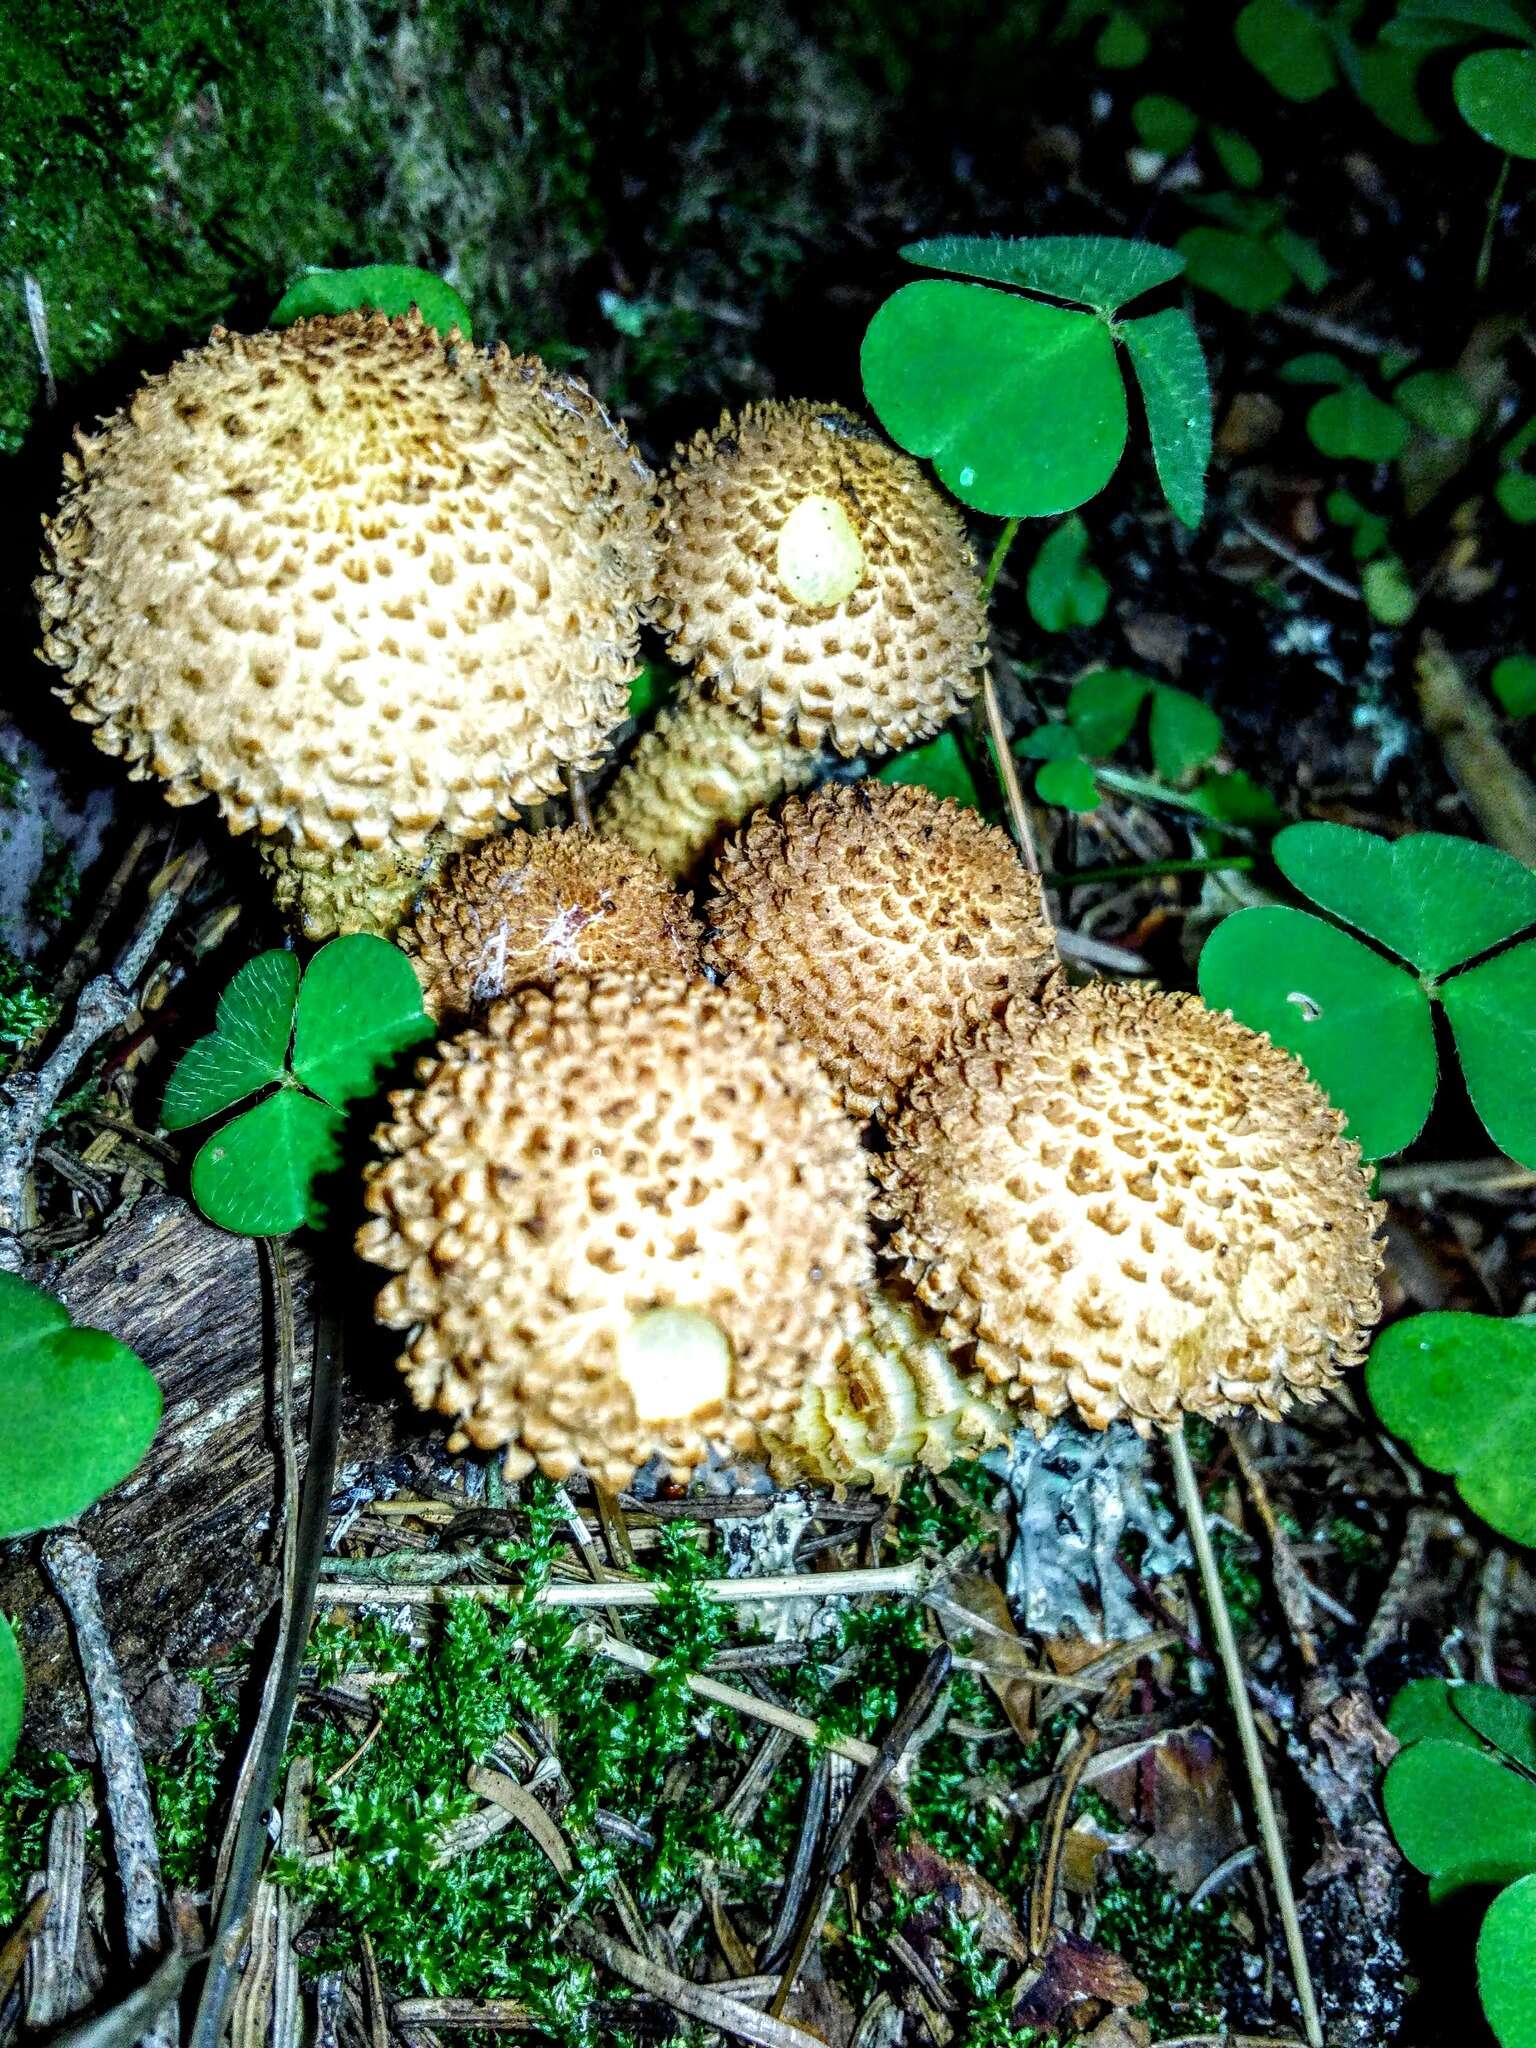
[0,1749,92,1924]
[144,1666,244,1887]
[0,949,55,1059]
[27,835,80,933]
[1092,1850,1242,2034]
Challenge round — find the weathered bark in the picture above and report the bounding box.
[2,1190,435,1753]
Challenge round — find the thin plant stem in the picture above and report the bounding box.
[981,515,1022,600]
[1476,154,1511,293]
[1045,854,1256,888]
[976,516,1045,879]
[1167,1425,1323,2048]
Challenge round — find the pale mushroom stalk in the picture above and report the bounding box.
[598,398,988,882]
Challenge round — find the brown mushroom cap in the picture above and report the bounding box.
[403,827,702,1021]
[357,974,873,1489]
[767,1288,1013,1497]
[875,981,1384,1431]
[260,836,450,942]
[36,313,656,854]
[705,781,1058,1119]
[649,401,986,755]
[596,686,819,881]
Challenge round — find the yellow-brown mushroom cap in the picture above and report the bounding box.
[36,314,657,853]
[875,982,1384,1432]
[650,400,986,755]
[705,781,1058,1119]
[357,974,873,1489]
[403,827,702,1022]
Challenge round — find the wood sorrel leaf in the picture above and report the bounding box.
[1068,669,1153,755]
[1307,383,1410,462]
[1479,1873,1536,2048]
[1197,905,1437,1158]
[1176,228,1292,313]
[899,234,1183,314]
[877,730,984,811]
[1369,1312,1536,1546]
[1454,47,1536,156]
[161,950,299,1131]
[1384,1738,1536,1894]
[1235,0,1338,100]
[1147,685,1222,783]
[861,280,1127,518]
[1026,516,1110,632]
[290,934,434,1110]
[1389,1679,1536,1770]
[1440,939,1536,1168]
[190,1089,346,1238]
[0,1616,19,1772]
[1119,307,1212,526]
[271,264,474,336]
[0,1273,161,1539]
[1273,823,1536,976]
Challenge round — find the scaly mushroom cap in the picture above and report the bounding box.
[596,687,819,881]
[260,835,451,942]
[358,974,873,1489]
[706,781,1058,1119]
[403,827,702,1021]
[650,401,986,755]
[768,1289,1013,1497]
[876,982,1384,1431]
[36,313,657,852]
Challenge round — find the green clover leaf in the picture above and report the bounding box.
[1307,382,1411,463]
[0,1273,161,1541]
[162,934,433,1237]
[877,731,985,811]
[1481,1874,1536,2048]
[1235,0,1338,101]
[1369,1314,1536,1546]
[1454,47,1536,156]
[1389,1679,1536,1768]
[0,1617,20,1773]
[1385,1737,1536,1895]
[860,235,1209,525]
[1176,228,1292,314]
[1026,517,1110,632]
[271,264,474,337]
[1491,654,1536,719]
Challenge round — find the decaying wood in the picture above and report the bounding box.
[1,1190,436,1752]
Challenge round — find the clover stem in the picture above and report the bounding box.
[1045,852,1256,889]
[1475,153,1510,293]
[1167,1422,1324,2048]
[981,515,1022,601]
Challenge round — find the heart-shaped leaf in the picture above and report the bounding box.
[878,731,983,810]
[1027,517,1110,632]
[1480,1872,1536,2048]
[190,1089,347,1238]
[1119,308,1212,528]
[1396,370,1481,440]
[1363,557,1417,626]
[1384,1738,1536,1893]
[1273,824,1536,976]
[1068,670,1153,755]
[1385,1,1536,51]
[1132,95,1199,157]
[1235,0,1339,100]
[1282,352,1351,387]
[0,1617,22,1773]
[162,951,299,1130]
[1441,940,1536,1168]
[1368,1312,1536,1545]
[1391,1678,1536,1771]
[1185,771,1283,827]
[1491,655,1536,719]
[290,935,435,1110]
[1016,725,1082,763]
[861,280,1128,517]
[0,1274,161,1539]
[1198,906,1437,1158]
[1454,48,1536,157]
[1307,384,1411,463]
[1148,686,1222,783]
[899,234,1183,315]
[271,264,474,336]
[1176,228,1292,313]
[1036,757,1102,812]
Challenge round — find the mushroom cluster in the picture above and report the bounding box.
[358,974,872,1489]
[37,313,657,935]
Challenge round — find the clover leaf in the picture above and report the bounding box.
[1389,1678,1536,1767]
[1176,227,1293,313]
[1026,518,1110,632]
[1454,47,1536,156]
[1235,0,1338,101]
[271,264,474,337]
[1492,654,1536,719]
[1370,1313,1536,1545]
[1481,1875,1536,2048]
[0,1273,162,1544]
[0,1617,19,1773]
[878,731,986,812]
[162,934,433,1237]
[1307,382,1411,463]
[860,234,1210,525]
[1017,670,1230,815]
[1198,824,1536,1162]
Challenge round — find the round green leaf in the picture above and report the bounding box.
[1497,472,1536,523]
[628,663,676,721]
[1369,1312,1536,1546]
[1491,654,1536,719]
[0,1616,20,1772]
[1273,823,1536,976]
[1480,1873,1536,2048]
[1235,0,1339,100]
[1281,352,1351,386]
[1441,939,1536,1167]
[1210,126,1264,188]
[861,281,1128,518]
[878,731,982,810]
[1355,40,1440,144]
[161,950,299,1131]
[1184,770,1283,827]
[1176,229,1292,313]
[1132,94,1198,156]
[1016,724,1082,763]
[1384,1738,1536,1892]
[0,1273,161,1539]
[1454,48,1536,157]
[1197,906,1437,1157]
[1068,669,1153,756]
[1362,556,1417,626]
[897,235,1183,315]
[1119,308,1213,528]
[1095,12,1150,68]
[290,933,434,1110]
[1036,757,1101,812]
[1389,1678,1536,1768]
[1396,369,1481,439]
[190,1089,346,1237]
[271,264,474,336]
[1148,686,1222,783]
[1026,517,1110,633]
[1307,384,1411,463]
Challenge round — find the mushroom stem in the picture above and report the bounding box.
[1167,1423,1324,2048]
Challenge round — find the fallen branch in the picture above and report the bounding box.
[566,1920,825,2048]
